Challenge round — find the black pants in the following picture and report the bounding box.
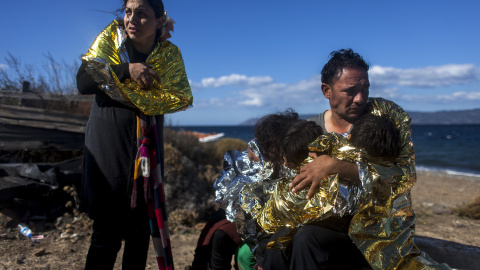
[85,203,151,270]
[191,228,238,270]
[263,225,368,270]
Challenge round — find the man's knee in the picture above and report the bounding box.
[292,225,324,247]
[293,225,351,250]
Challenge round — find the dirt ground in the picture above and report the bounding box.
[1,171,479,270]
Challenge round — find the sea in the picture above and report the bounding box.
[170,124,480,178]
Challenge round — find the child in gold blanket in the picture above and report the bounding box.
[251,113,401,245]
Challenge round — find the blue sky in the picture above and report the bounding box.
[1,0,479,125]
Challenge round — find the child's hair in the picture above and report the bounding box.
[254,109,299,165]
[283,120,324,167]
[350,114,401,159]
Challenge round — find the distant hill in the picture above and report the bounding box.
[238,108,480,126]
[408,108,480,125]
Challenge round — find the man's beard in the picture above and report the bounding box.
[341,113,362,124]
[340,104,368,123]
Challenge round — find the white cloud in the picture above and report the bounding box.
[370,64,480,87]
[379,91,480,105]
[192,74,274,89]
[236,75,323,107]
[191,64,480,112]
[437,91,480,101]
[0,64,8,70]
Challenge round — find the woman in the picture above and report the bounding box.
[77,0,192,269]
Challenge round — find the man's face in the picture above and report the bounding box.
[322,68,369,123]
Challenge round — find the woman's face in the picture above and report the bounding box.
[124,0,163,47]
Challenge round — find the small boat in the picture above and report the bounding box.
[183,131,225,143]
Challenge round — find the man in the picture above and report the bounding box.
[263,49,450,269]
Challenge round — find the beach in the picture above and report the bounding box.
[1,169,479,269]
[167,170,480,269]
[412,171,480,247]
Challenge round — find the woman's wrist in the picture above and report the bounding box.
[111,63,131,82]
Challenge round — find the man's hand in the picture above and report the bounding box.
[290,155,334,199]
[290,155,360,199]
[129,63,161,90]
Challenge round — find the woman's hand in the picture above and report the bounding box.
[128,63,161,90]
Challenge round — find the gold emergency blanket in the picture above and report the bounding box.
[349,98,450,269]
[243,98,451,269]
[82,20,192,115]
[250,134,362,248]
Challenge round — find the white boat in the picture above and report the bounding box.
[183,131,225,143]
[198,132,225,143]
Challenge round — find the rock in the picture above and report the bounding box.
[34,248,47,257]
[452,220,466,228]
[16,254,25,264]
[416,235,480,269]
[432,208,453,215]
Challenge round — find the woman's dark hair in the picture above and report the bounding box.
[350,114,401,159]
[120,0,165,18]
[254,109,299,166]
[321,48,370,85]
[283,120,323,167]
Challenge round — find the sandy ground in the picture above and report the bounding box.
[1,171,479,270]
[411,171,480,246]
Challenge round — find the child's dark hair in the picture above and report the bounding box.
[350,114,401,159]
[283,120,324,167]
[254,109,299,165]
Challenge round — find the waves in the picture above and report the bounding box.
[416,166,480,178]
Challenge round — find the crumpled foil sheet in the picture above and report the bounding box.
[234,98,451,269]
[347,98,451,269]
[213,139,266,222]
[243,133,362,249]
[82,20,192,115]
[213,139,295,243]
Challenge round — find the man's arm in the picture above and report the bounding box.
[290,155,359,199]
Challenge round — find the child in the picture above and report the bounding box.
[191,110,299,270]
[349,113,401,160]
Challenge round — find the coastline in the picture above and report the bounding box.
[417,166,480,179]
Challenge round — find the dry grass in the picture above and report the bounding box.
[213,138,248,161]
[455,195,480,219]
[163,128,248,168]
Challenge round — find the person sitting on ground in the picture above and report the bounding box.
[254,113,402,236]
[247,113,401,268]
[263,48,451,270]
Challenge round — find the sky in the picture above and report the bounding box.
[1,0,479,125]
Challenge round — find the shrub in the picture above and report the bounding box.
[455,195,480,219]
[213,138,248,161]
[163,128,248,167]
